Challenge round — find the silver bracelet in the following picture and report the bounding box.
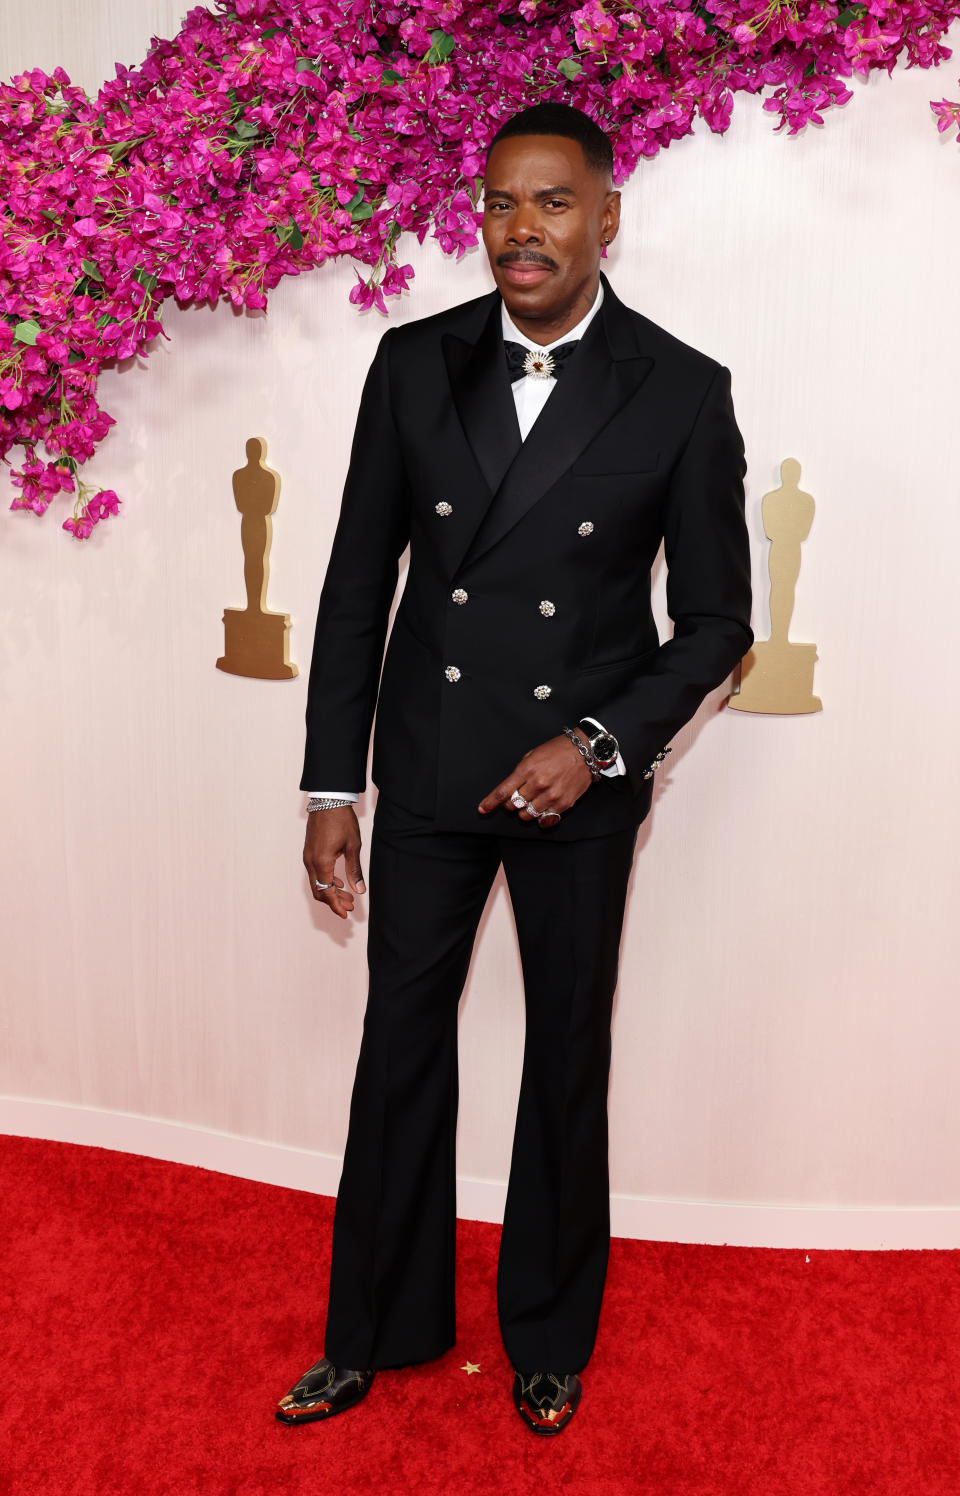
[561,725,603,781]
[306,796,354,812]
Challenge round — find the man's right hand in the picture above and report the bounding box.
[304,806,366,920]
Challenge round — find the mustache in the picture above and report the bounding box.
[497,251,556,270]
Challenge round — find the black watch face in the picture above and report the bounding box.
[593,734,617,763]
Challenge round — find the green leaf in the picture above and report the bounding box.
[132,267,157,292]
[295,57,321,75]
[836,3,867,21]
[351,202,374,221]
[261,26,287,38]
[287,215,304,250]
[608,62,624,79]
[96,314,119,327]
[233,119,259,138]
[344,188,365,212]
[39,208,59,220]
[425,28,455,64]
[14,319,41,345]
[381,68,403,84]
[558,56,583,81]
[81,259,103,282]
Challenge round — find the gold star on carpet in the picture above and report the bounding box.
[460,1361,481,1375]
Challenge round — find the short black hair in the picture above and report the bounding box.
[486,102,614,181]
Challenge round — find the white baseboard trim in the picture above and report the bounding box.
[3,1096,959,1251]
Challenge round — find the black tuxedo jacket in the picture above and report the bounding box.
[300,273,753,840]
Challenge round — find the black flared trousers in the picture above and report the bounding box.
[322,793,639,1374]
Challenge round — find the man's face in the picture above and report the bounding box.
[481,134,620,334]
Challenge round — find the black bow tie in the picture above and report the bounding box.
[504,339,580,383]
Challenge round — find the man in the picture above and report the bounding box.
[275,101,753,1435]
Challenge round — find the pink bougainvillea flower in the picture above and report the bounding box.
[931,97,960,133]
[62,513,95,538]
[2,0,959,539]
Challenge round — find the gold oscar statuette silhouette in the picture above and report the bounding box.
[728,457,821,714]
[216,436,298,680]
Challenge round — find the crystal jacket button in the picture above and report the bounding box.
[445,665,461,682]
[577,521,594,536]
[533,684,552,699]
[451,588,468,604]
[539,600,555,616]
[435,501,453,516]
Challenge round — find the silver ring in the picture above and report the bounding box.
[510,790,527,810]
[313,880,334,890]
[539,810,562,826]
[523,802,542,818]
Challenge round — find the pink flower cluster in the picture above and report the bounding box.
[1,0,958,539]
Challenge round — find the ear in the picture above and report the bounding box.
[602,189,621,245]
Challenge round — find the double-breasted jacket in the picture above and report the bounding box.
[300,272,754,841]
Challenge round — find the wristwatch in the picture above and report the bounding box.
[578,720,619,770]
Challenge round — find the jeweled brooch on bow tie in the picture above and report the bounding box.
[523,349,555,379]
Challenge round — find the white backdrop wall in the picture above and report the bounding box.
[2,2,960,1248]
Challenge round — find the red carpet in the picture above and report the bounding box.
[2,1134,959,1496]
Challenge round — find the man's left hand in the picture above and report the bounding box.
[477,731,594,827]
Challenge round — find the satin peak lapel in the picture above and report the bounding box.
[462,284,654,569]
[442,296,522,501]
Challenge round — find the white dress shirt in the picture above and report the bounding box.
[501,276,604,440]
[306,278,626,800]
